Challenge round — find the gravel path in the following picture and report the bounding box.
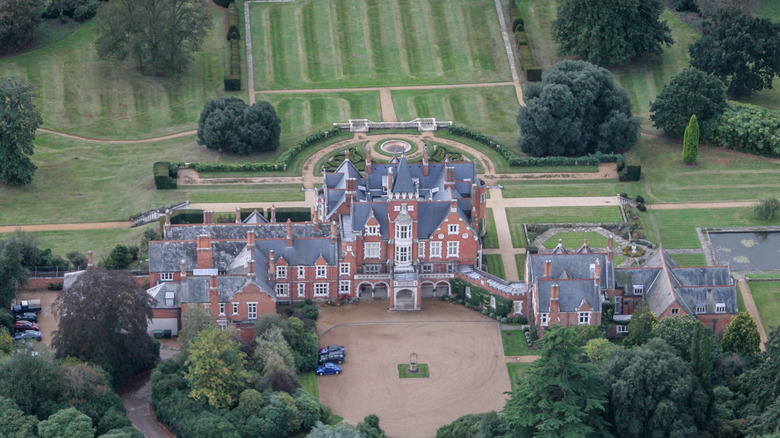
[0,221,133,233]
[736,279,768,351]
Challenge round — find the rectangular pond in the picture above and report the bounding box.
[709,231,780,271]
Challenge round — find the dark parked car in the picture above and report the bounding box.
[14,331,41,342]
[14,313,37,323]
[316,362,342,375]
[319,351,345,365]
[319,345,346,355]
[14,321,40,332]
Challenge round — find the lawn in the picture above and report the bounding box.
[515,254,526,280]
[669,253,708,267]
[501,330,533,356]
[749,281,780,334]
[506,362,534,391]
[507,207,622,247]
[299,372,343,425]
[0,227,153,263]
[397,363,430,378]
[483,209,499,249]
[502,179,642,199]
[391,86,521,146]
[247,0,512,89]
[185,184,304,203]
[543,232,609,249]
[515,0,559,69]
[485,254,506,280]
[0,4,232,139]
[648,208,780,249]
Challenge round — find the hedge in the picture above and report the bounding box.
[708,102,780,157]
[227,25,240,41]
[526,67,543,82]
[170,210,204,224]
[618,165,641,182]
[270,207,310,223]
[153,162,177,190]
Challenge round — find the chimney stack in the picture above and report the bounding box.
[608,234,614,262]
[270,205,276,223]
[544,260,552,278]
[209,274,219,316]
[247,259,256,279]
[236,207,242,223]
[313,205,320,232]
[164,209,171,234]
[422,142,429,176]
[550,284,560,314]
[366,145,372,175]
[331,222,338,245]
[247,231,255,246]
[204,210,214,224]
[180,259,187,279]
[445,166,455,189]
[344,150,350,161]
[196,235,213,269]
[386,167,394,193]
[594,258,602,288]
[268,250,276,279]
[87,251,94,269]
[286,219,293,247]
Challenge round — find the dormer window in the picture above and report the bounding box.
[316,265,327,278]
[696,305,705,314]
[633,285,644,295]
[165,292,174,307]
[276,266,287,279]
[366,225,379,236]
[448,224,459,235]
[716,303,726,313]
[160,273,174,281]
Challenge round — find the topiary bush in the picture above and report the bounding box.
[513,17,525,32]
[618,165,641,182]
[526,67,543,82]
[153,162,177,189]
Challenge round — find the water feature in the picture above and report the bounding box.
[380,140,412,154]
[709,231,780,271]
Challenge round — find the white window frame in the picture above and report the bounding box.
[276,266,287,279]
[490,296,496,309]
[671,308,680,315]
[247,302,258,320]
[447,263,457,273]
[232,302,239,315]
[339,280,350,295]
[314,283,329,297]
[616,325,628,334]
[540,313,549,327]
[316,265,327,278]
[633,285,644,295]
[218,303,226,316]
[716,303,726,313]
[298,266,306,279]
[339,263,350,276]
[447,241,459,258]
[217,320,228,330]
[448,224,459,235]
[396,245,410,264]
[480,193,486,204]
[297,283,306,297]
[395,224,411,240]
[164,292,174,307]
[159,272,174,281]
[364,242,380,259]
[578,312,591,325]
[366,225,379,236]
[418,241,425,258]
[276,283,289,297]
[696,305,705,314]
[364,264,380,274]
[513,301,522,314]
[421,263,433,273]
[430,241,442,258]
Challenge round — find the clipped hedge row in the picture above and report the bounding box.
[224,3,240,91]
[618,165,641,182]
[189,127,341,173]
[153,161,177,189]
[708,102,780,157]
[272,207,311,223]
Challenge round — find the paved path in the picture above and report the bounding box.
[379,88,397,122]
[37,128,197,144]
[505,355,540,363]
[486,188,521,281]
[737,279,768,351]
[0,221,133,233]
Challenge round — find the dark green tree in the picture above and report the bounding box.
[102,244,133,268]
[721,311,761,356]
[623,301,657,347]
[38,407,96,438]
[0,353,64,419]
[682,115,699,164]
[0,78,43,186]
[518,60,639,157]
[0,396,39,438]
[197,97,281,155]
[95,0,213,75]
[356,414,387,438]
[0,239,28,309]
[650,68,727,137]
[436,411,508,438]
[553,0,673,66]
[743,327,780,414]
[689,322,714,421]
[689,8,780,98]
[746,396,780,437]
[503,325,611,438]
[52,267,157,385]
[651,315,703,361]
[0,0,42,54]
[603,339,708,438]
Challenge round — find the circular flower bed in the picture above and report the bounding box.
[622,245,646,257]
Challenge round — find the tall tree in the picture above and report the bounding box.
[689,322,714,420]
[0,0,43,54]
[518,60,639,157]
[52,267,157,385]
[0,78,43,186]
[94,0,213,76]
[743,327,780,414]
[503,326,611,438]
[650,68,727,137]
[689,8,780,98]
[623,301,658,347]
[682,115,699,164]
[603,339,709,438]
[38,407,95,438]
[651,315,704,361]
[553,0,673,66]
[197,98,282,155]
[0,239,28,309]
[721,311,761,356]
[0,353,64,419]
[183,325,252,409]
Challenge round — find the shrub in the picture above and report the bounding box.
[515,31,527,46]
[48,282,63,291]
[526,67,543,82]
[153,162,177,190]
[754,197,780,220]
[74,0,100,21]
[618,165,641,182]
[616,157,625,172]
[227,25,240,40]
[513,17,525,31]
[637,203,647,212]
[224,77,241,92]
[527,246,538,254]
[635,195,644,203]
[708,102,780,157]
[213,0,232,7]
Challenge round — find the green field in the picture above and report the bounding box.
[515,254,526,280]
[749,281,780,334]
[485,254,506,280]
[0,7,231,139]
[392,86,521,146]
[648,208,780,249]
[185,184,304,203]
[506,362,534,391]
[502,179,642,199]
[669,253,708,267]
[507,207,622,248]
[516,0,559,69]
[0,227,153,263]
[398,363,430,378]
[543,232,609,249]
[483,209,499,249]
[502,330,533,356]
[248,0,511,89]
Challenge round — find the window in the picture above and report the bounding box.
[696,305,705,314]
[448,224,459,235]
[159,272,174,281]
[396,245,410,264]
[366,225,379,236]
[480,193,486,204]
[276,283,289,297]
[165,292,174,307]
[430,242,442,258]
[340,263,350,276]
[421,264,433,274]
[247,303,258,319]
[513,301,522,314]
[395,224,411,240]
[218,303,226,315]
[364,264,381,274]
[616,325,628,334]
[671,308,679,315]
[540,313,549,327]
[447,241,459,257]
[447,263,457,274]
[316,265,327,278]
[490,296,496,309]
[716,303,726,313]
[633,285,644,295]
[276,266,287,279]
[232,302,239,315]
[314,283,329,297]
[298,266,306,279]
[418,241,425,258]
[578,312,591,325]
[339,280,350,294]
[365,242,380,259]
[217,320,228,330]
[297,283,306,297]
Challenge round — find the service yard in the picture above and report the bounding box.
[317,300,511,438]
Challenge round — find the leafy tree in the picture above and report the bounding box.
[179,410,240,438]
[743,327,780,413]
[746,396,780,437]
[683,115,700,164]
[603,339,708,438]
[674,0,699,12]
[307,421,364,438]
[552,0,673,66]
[651,315,704,361]
[38,407,96,438]
[518,60,639,157]
[183,325,252,408]
[98,427,145,438]
[52,267,157,384]
[0,0,42,54]
[263,392,301,435]
[102,244,133,268]
[0,239,27,309]
[436,411,508,438]
[139,228,161,254]
[4,232,67,269]
[0,353,64,419]
[238,388,265,417]
[503,325,611,438]
[690,8,780,98]
[178,304,214,356]
[197,97,282,155]
[94,0,213,75]
[0,331,12,356]
[755,197,780,221]
[690,322,714,421]
[253,326,297,377]
[66,251,89,270]
[650,68,727,137]
[0,396,39,438]
[0,78,43,186]
[722,311,761,356]
[584,338,618,363]
[295,391,323,432]
[623,301,658,347]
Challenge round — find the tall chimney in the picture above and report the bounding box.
[471,206,479,230]
[180,259,187,279]
[247,231,255,246]
[209,274,219,316]
[247,259,256,279]
[366,145,372,175]
[344,150,350,161]
[550,283,560,314]
[331,222,338,245]
[87,251,94,268]
[594,258,602,288]
[204,210,214,224]
[608,234,614,262]
[268,250,276,279]
[544,260,552,278]
[235,207,242,223]
[422,142,429,176]
[164,209,171,235]
[286,219,293,247]
[313,206,320,232]
[270,205,276,223]
[386,167,394,193]
[444,166,455,190]
[196,235,213,269]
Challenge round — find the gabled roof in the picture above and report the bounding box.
[536,279,602,313]
[242,210,268,224]
[391,155,415,194]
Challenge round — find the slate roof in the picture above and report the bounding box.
[242,210,267,224]
[527,253,610,286]
[391,155,416,194]
[536,279,602,313]
[151,275,275,306]
[167,223,330,241]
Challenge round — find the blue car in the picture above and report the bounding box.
[14,330,41,342]
[316,362,342,376]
